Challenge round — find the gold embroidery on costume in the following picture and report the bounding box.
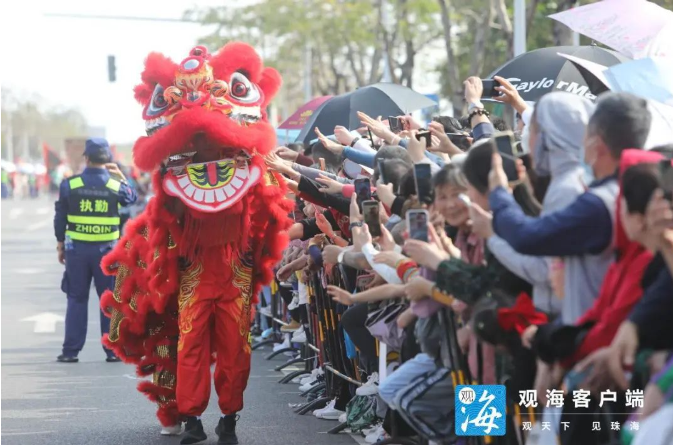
[167,233,177,249]
[177,262,203,351]
[113,265,129,303]
[107,308,125,342]
[264,171,279,187]
[232,252,254,354]
[140,225,149,240]
[129,289,140,312]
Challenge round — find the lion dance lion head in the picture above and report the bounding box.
[132,42,281,215]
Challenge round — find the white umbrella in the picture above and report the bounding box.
[550,0,673,60]
[1,160,16,173]
[17,163,35,174]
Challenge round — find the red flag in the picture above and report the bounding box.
[42,143,61,170]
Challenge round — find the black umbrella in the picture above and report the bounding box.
[296,82,437,144]
[488,45,628,102]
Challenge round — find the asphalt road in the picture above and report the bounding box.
[1,196,357,445]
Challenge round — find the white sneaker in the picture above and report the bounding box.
[160,424,182,436]
[361,423,382,436]
[299,378,321,392]
[313,399,336,416]
[273,338,290,352]
[291,374,308,384]
[288,291,300,310]
[356,372,379,396]
[300,368,323,385]
[291,328,306,343]
[364,425,386,443]
[316,405,346,420]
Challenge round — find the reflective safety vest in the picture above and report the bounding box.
[66,175,121,242]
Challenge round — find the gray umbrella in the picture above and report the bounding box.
[488,45,628,102]
[296,83,437,144]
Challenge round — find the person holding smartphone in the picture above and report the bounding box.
[488,93,652,325]
[54,138,137,363]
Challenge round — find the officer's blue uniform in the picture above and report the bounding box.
[54,139,137,359]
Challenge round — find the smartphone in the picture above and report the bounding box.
[319,157,326,171]
[356,274,376,290]
[362,200,382,237]
[388,116,403,133]
[564,365,593,392]
[415,130,432,148]
[480,79,501,98]
[447,133,469,145]
[106,164,125,182]
[406,209,429,242]
[660,159,673,201]
[493,131,521,182]
[413,163,433,205]
[354,178,372,211]
[377,158,387,184]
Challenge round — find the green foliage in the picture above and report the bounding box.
[1,88,88,160]
[187,0,673,116]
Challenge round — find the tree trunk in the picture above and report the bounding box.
[493,0,513,58]
[469,0,494,77]
[526,0,541,32]
[437,0,463,116]
[553,0,577,45]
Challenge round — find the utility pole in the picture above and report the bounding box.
[513,0,526,57]
[381,0,393,82]
[303,0,312,102]
[572,1,581,46]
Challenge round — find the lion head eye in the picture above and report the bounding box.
[229,72,260,104]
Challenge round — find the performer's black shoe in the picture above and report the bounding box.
[105,355,121,363]
[56,354,78,363]
[181,417,207,445]
[216,415,239,445]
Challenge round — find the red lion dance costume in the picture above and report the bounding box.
[100,43,292,445]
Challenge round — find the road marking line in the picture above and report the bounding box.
[9,208,25,219]
[20,312,65,333]
[36,207,50,215]
[2,431,56,436]
[12,268,46,274]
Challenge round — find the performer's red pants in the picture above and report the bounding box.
[176,255,253,417]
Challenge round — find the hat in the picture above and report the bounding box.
[84,138,112,158]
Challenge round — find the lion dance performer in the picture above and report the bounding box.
[100,42,292,445]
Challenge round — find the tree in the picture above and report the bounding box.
[186,0,443,119]
[1,88,88,161]
[188,0,673,121]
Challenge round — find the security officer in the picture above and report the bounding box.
[54,138,137,363]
